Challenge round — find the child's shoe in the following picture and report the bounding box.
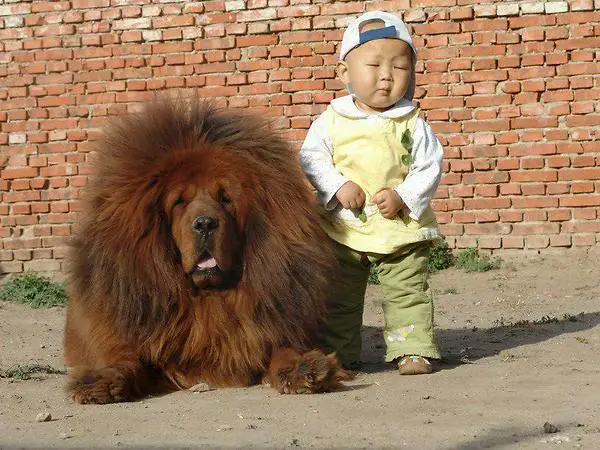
[397,355,433,375]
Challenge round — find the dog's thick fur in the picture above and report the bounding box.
[64,99,349,404]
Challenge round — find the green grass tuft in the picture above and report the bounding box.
[427,239,454,273]
[0,272,67,308]
[0,363,66,380]
[455,248,502,273]
[368,266,380,285]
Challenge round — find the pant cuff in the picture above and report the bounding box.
[385,346,441,362]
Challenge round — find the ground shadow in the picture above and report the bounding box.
[360,311,600,373]
[439,422,584,450]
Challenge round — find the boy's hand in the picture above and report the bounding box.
[336,181,366,210]
[372,189,404,219]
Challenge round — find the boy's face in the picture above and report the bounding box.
[337,36,412,113]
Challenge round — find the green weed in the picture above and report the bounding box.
[368,266,380,285]
[0,363,66,380]
[0,272,66,308]
[427,239,454,273]
[455,248,502,273]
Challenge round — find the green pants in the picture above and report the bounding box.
[320,240,440,365]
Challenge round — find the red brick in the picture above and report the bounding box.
[512,197,558,209]
[512,223,559,236]
[573,209,597,220]
[572,234,596,246]
[558,168,600,181]
[2,168,39,179]
[560,195,600,207]
[523,210,547,221]
[502,236,524,249]
[550,235,572,247]
[475,211,499,223]
[453,212,476,223]
[477,236,501,249]
[465,223,512,235]
[525,236,550,249]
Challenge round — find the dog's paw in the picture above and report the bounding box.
[68,367,128,404]
[275,350,353,394]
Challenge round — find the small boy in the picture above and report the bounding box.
[300,11,443,375]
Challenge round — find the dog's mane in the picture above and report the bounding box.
[68,99,333,354]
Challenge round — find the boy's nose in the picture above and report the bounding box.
[379,69,393,81]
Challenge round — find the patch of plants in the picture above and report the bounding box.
[427,238,454,273]
[0,363,66,380]
[0,272,66,308]
[454,247,502,273]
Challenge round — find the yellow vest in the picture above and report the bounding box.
[319,105,440,254]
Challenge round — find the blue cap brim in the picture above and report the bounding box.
[359,25,397,44]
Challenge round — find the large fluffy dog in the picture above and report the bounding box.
[64,99,349,404]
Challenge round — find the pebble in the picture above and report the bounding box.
[543,422,559,434]
[190,382,214,393]
[35,411,52,422]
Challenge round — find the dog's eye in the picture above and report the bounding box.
[218,189,232,206]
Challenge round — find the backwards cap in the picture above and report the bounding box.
[339,11,417,101]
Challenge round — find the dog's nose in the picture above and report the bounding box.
[192,216,219,234]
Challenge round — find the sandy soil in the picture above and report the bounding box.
[1,247,599,449]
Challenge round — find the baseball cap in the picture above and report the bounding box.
[339,11,417,101]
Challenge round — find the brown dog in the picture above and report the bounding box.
[64,99,351,404]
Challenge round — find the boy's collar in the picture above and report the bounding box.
[330,95,416,119]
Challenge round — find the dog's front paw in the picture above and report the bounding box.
[68,367,128,404]
[274,350,353,394]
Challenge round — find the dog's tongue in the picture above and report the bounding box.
[197,255,217,269]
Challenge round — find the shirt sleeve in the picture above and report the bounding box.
[395,118,443,220]
[299,115,349,210]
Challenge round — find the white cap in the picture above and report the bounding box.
[339,11,416,101]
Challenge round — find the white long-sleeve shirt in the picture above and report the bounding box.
[300,96,443,221]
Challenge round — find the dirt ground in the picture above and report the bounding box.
[1,247,599,449]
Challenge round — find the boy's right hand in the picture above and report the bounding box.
[335,181,366,210]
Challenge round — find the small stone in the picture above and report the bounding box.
[36,411,52,422]
[59,432,72,440]
[190,382,214,393]
[543,421,559,433]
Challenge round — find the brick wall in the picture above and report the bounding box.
[1,0,599,275]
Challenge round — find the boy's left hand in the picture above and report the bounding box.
[372,189,404,219]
